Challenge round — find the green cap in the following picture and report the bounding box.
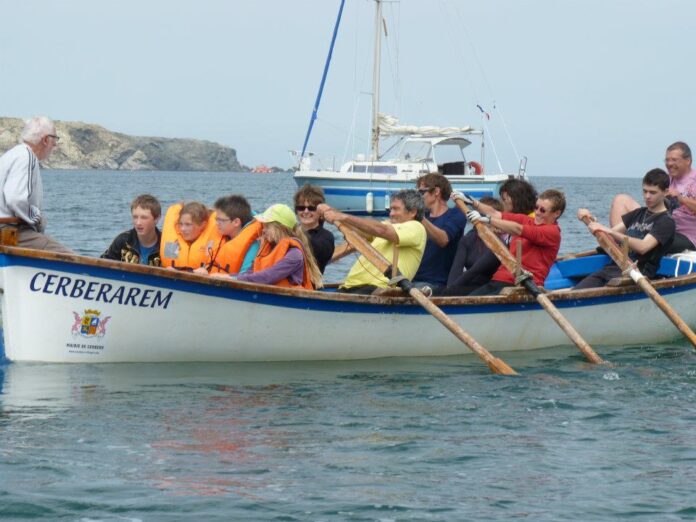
[256,204,297,229]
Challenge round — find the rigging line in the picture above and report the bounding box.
[437,0,505,172]
[493,102,521,162]
[479,116,504,173]
[436,0,482,108]
[300,0,347,160]
[346,0,378,163]
[350,0,360,161]
[343,93,367,164]
[449,0,521,163]
[380,1,401,120]
[317,115,369,146]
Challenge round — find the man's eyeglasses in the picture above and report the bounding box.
[417,188,432,195]
[215,217,231,224]
[535,205,549,214]
[46,134,60,142]
[295,205,317,212]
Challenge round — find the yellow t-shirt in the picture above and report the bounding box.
[342,220,427,289]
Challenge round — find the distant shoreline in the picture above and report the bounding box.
[0,116,289,173]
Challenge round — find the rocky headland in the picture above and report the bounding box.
[0,117,258,172]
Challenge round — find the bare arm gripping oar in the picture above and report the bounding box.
[581,215,696,349]
[336,220,517,376]
[454,198,604,364]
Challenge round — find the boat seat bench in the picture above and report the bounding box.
[544,252,696,290]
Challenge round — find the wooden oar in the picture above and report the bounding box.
[454,199,604,364]
[335,220,517,375]
[581,215,696,348]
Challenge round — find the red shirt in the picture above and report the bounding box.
[492,212,561,286]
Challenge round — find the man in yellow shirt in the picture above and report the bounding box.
[318,189,427,294]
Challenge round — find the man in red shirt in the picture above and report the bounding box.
[464,189,566,295]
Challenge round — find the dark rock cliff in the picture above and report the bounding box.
[0,117,245,171]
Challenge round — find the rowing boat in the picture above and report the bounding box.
[1,245,695,363]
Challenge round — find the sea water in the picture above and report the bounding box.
[2,172,695,521]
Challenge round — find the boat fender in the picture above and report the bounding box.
[384,192,390,211]
[366,192,374,214]
[467,161,483,175]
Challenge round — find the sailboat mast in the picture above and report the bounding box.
[370,0,383,161]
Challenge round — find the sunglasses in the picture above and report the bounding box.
[417,188,433,195]
[46,134,60,142]
[535,205,550,214]
[295,205,317,212]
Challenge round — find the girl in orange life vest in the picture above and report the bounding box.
[235,204,323,289]
[160,201,219,271]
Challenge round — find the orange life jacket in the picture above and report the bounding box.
[208,220,263,275]
[160,203,221,271]
[253,237,313,289]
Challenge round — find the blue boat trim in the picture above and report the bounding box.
[3,253,696,318]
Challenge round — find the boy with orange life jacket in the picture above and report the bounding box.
[160,201,219,271]
[196,195,262,276]
[233,204,323,289]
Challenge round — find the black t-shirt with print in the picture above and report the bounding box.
[622,207,675,278]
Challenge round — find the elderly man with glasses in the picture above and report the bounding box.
[0,116,73,253]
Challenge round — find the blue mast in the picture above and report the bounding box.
[299,0,346,160]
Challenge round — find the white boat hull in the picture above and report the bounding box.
[1,247,694,363]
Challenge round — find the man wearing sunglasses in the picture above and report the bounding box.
[463,188,566,295]
[0,116,73,253]
[412,173,466,288]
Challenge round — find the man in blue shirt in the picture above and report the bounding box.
[413,173,466,287]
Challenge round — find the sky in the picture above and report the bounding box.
[1,0,694,177]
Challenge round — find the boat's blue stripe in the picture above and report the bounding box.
[2,254,695,316]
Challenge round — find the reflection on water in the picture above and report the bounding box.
[2,347,696,519]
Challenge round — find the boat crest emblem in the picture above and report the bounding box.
[71,309,111,338]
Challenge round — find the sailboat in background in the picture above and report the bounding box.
[293,0,526,215]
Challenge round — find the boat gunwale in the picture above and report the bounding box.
[2,245,696,311]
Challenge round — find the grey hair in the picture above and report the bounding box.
[21,116,55,145]
[667,141,692,161]
[393,189,424,221]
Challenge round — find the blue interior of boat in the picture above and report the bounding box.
[545,254,696,290]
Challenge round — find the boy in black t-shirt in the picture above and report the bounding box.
[574,169,675,289]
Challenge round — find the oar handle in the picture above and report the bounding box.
[335,221,393,276]
[336,220,518,375]
[580,215,631,269]
[454,198,520,276]
[456,198,603,364]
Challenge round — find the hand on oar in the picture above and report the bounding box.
[580,213,696,349]
[453,197,605,364]
[336,220,518,376]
